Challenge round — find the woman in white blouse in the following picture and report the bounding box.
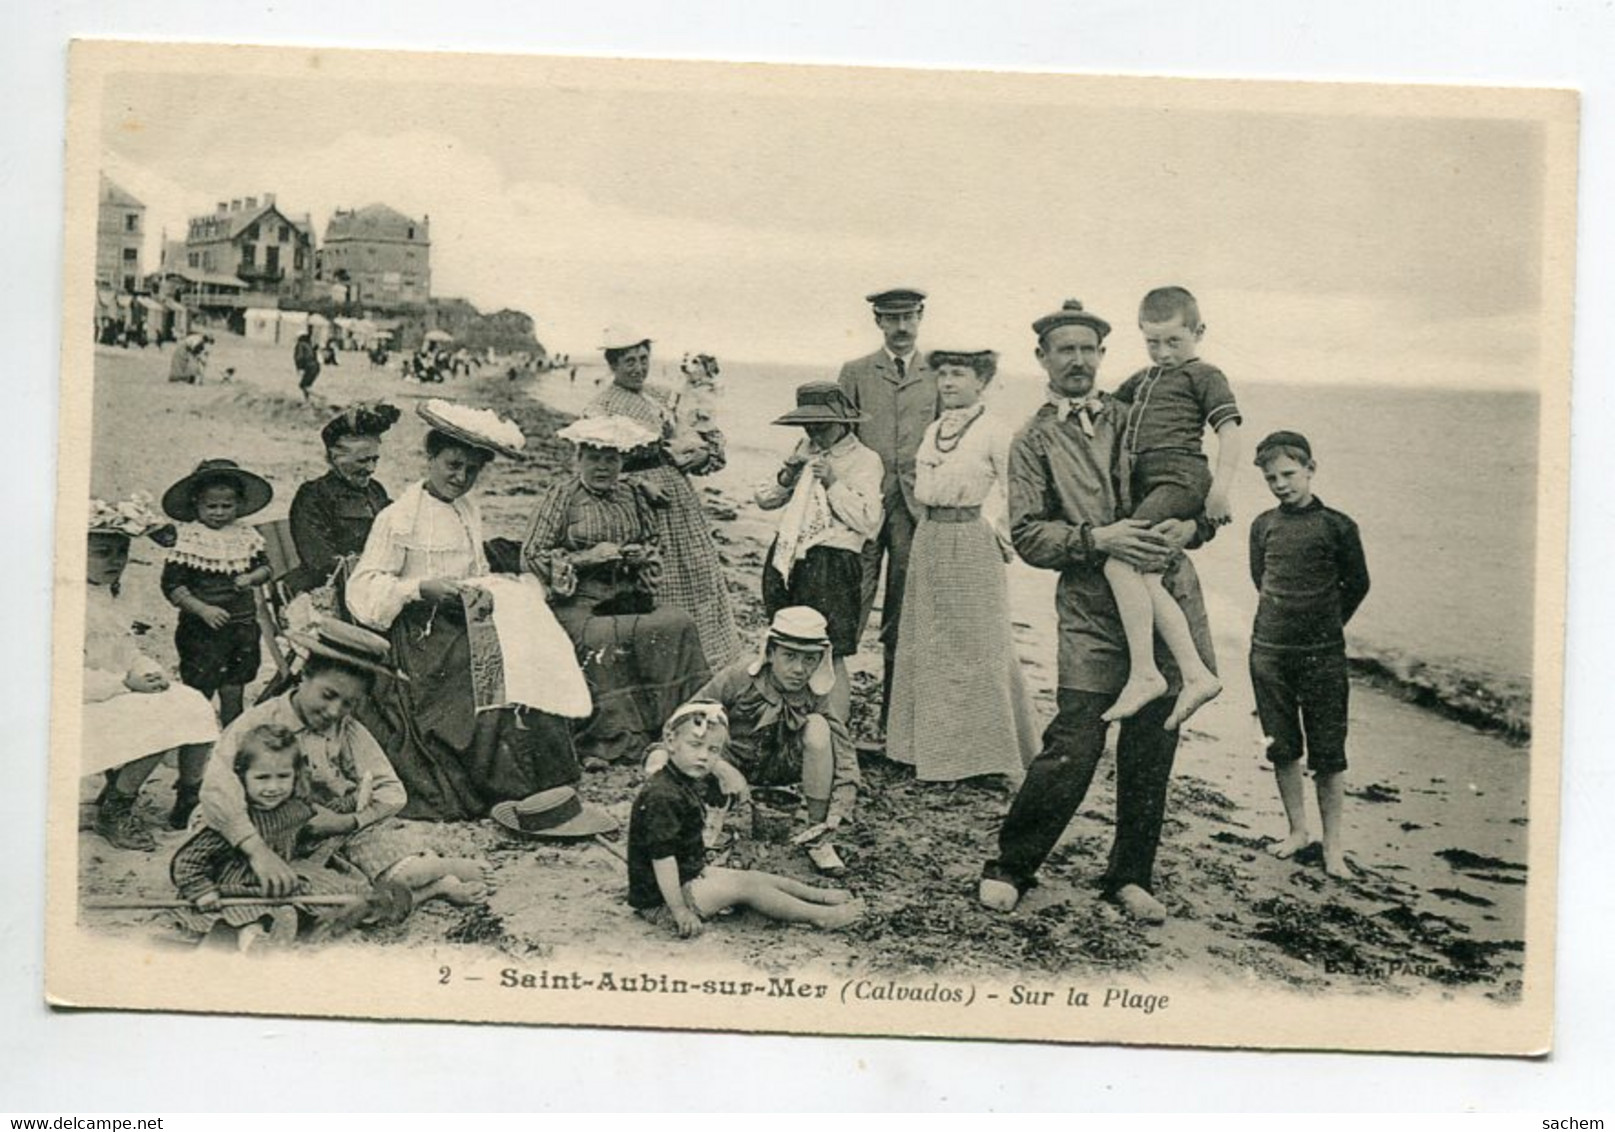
[886,350,1041,783]
[345,402,590,820]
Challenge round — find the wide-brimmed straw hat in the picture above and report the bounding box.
[600,326,652,352]
[286,619,401,680]
[491,786,619,840]
[771,381,867,427]
[160,459,274,522]
[87,491,169,540]
[415,399,527,460]
[747,606,836,697]
[556,415,661,452]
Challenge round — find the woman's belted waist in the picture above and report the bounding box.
[924,505,981,523]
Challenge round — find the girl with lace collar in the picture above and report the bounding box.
[159,459,274,737]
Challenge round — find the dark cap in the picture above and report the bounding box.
[1031,299,1112,341]
[1254,430,1313,464]
[865,288,927,314]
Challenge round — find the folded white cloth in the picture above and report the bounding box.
[467,574,592,719]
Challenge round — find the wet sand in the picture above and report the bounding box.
[74,337,1530,1000]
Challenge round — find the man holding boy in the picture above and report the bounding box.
[978,300,1215,925]
[837,288,939,737]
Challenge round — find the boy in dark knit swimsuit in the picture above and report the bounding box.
[1103,287,1241,729]
[1249,431,1370,879]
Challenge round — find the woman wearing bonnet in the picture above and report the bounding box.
[81,493,219,851]
[285,400,402,602]
[522,415,712,768]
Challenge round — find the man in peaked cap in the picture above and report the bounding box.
[836,288,939,740]
[978,299,1218,927]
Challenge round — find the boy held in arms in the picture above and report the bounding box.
[1104,286,1242,729]
[1248,431,1370,879]
[645,607,861,875]
[629,700,863,938]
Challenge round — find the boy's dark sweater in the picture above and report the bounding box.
[626,764,709,909]
[1248,496,1370,651]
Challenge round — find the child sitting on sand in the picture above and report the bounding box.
[629,699,863,938]
[170,723,349,951]
[159,459,275,740]
[1103,287,1242,729]
[645,607,861,875]
[1248,430,1370,879]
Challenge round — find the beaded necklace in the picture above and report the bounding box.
[933,404,985,454]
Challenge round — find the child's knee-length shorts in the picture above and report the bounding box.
[1249,645,1350,774]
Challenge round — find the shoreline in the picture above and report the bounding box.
[73,336,1532,998]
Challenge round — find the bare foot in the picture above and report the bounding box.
[1114,883,1167,925]
[806,886,854,906]
[1101,672,1170,723]
[816,899,866,930]
[978,878,1020,913]
[437,856,488,884]
[1164,676,1223,730]
[1268,831,1314,860]
[416,875,489,906]
[1322,850,1351,880]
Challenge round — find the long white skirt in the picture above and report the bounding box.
[81,686,220,775]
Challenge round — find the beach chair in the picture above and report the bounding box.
[253,517,302,698]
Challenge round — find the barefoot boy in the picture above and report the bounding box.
[629,700,863,937]
[1248,430,1370,878]
[1104,286,1240,729]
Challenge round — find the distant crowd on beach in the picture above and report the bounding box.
[80,283,1368,950]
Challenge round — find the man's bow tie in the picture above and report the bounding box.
[1049,395,1105,435]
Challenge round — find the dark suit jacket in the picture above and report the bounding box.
[836,348,939,519]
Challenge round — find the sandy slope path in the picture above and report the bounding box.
[72,338,1526,1003]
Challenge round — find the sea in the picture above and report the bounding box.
[559,359,1541,735]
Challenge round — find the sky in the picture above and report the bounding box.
[97,57,1556,388]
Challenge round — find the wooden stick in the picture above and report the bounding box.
[84,894,368,911]
[591,834,627,862]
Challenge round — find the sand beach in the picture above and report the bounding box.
[73,334,1532,1000]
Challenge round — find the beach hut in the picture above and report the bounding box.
[306,313,332,345]
[165,299,190,340]
[277,310,310,346]
[244,307,282,344]
[135,296,168,342]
